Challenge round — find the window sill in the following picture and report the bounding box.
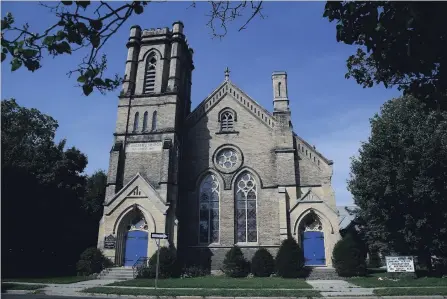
[235,242,259,247]
[215,131,239,135]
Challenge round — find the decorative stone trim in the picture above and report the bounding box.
[186,81,276,130]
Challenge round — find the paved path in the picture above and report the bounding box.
[306,279,374,297]
[5,279,119,297]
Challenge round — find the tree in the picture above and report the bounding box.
[1,98,101,277]
[323,2,447,110]
[82,170,107,219]
[348,95,447,271]
[1,1,264,96]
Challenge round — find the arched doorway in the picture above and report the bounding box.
[120,209,149,267]
[299,211,326,266]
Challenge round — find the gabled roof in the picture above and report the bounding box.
[104,173,169,215]
[185,79,275,129]
[186,77,333,166]
[337,205,358,230]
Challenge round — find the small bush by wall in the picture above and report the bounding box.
[275,238,305,278]
[251,248,275,277]
[332,234,367,277]
[222,246,250,278]
[76,247,112,276]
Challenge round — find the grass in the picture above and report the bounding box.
[109,276,312,289]
[83,286,321,297]
[1,283,47,292]
[2,276,91,284]
[374,287,447,296]
[348,272,447,288]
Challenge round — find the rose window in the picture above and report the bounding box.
[217,149,238,169]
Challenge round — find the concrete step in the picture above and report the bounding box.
[305,267,342,280]
[99,267,135,280]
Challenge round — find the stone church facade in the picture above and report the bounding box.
[97,22,343,269]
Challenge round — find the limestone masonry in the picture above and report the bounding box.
[97,22,350,270]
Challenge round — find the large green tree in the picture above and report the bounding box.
[324,2,447,110]
[1,1,264,96]
[348,96,447,269]
[1,99,105,277]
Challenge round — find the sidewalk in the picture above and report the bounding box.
[3,279,447,298]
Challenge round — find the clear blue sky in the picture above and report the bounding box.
[1,1,401,206]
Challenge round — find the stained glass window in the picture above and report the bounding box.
[235,172,257,242]
[199,174,220,243]
[217,148,238,169]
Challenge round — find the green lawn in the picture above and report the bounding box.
[1,283,47,292]
[348,275,447,288]
[109,276,312,289]
[83,286,321,297]
[2,276,91,284]
[374,287,447,296]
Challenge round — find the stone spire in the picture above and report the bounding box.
[224,67,230,81]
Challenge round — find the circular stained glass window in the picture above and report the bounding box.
[217,148,238,169]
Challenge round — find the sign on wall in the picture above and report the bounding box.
[126,142,162,153]
[104,234,116,249]
[385,256,415,273]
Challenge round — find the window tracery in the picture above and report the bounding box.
[235,172,257,243]
[199,174,220,243]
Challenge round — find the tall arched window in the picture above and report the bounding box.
[278,82,281,97]
[199,174,220,243]
[235,171,257,243]
[151,111,157,131]
[142,111,148,131]
[133,112,139,132]
[220,111,234,132]
[144,55,157,94]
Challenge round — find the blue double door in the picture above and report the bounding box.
[302,231,326,266]
[124,230,148,267]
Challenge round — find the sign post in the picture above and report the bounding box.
[151,232,169,290]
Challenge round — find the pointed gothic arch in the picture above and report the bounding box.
[234,170,258,243]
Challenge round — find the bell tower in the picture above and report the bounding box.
[104,22,194,242]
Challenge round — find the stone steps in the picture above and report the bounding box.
[98,267,135,280]
[305,267,343,280]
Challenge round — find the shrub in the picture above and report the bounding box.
[332,234,367,277]
[222,246,250,278]
[76,247,112,276]
[275,238,305,278]
[147,246,180,278]
[251,248,275,277]
[181,265,209,278]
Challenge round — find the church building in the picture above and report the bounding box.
[97,22,347,270]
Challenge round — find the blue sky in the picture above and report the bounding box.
[1,1,401,206]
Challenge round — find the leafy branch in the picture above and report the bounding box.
[1,1,264,96]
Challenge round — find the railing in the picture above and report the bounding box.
[132,256,149,278]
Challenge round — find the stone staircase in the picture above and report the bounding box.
[98,267,135,280]
[305,267,343,280]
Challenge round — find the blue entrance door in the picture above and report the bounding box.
[124,230,148,267]
[303,231,325,266]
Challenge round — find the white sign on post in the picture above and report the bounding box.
[151,232,169,289]
[385,256,415,273]
[126,142,162,153]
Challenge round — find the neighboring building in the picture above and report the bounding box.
[97,22,350,269]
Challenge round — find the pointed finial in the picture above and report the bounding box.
[224,67,230,81]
